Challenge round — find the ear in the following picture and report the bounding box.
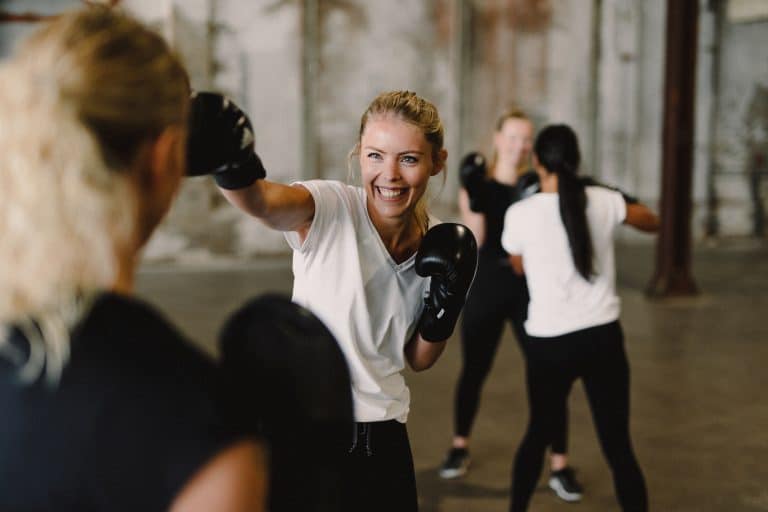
[431,148,448,177]
[148,125,186,188]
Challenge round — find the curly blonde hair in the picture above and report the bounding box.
[0,7,189,384]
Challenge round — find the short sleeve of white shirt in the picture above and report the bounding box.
[608,187,627,225]
[283,180,346,253]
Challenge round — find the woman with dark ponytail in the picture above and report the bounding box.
[440,112,583,504]
[501,124,659,511]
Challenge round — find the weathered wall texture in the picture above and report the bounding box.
[313,0,456,193]
[1,0,767,260]
[710,14,768,236]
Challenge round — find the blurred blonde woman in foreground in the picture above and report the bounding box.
[0,7,266,511]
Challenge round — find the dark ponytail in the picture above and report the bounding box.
[534,125,594,280]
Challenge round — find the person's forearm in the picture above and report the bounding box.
[634,213,660,233]
[625,203,660,233]
[405,335,447,372]
[221,180,314,232]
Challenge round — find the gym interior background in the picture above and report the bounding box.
[1,1,767,511]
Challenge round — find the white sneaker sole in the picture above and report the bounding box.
[548,477,582,502]
[438,461,470,480]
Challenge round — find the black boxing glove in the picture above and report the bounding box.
[515,169,541,201]
[459,152,488,212]
[579,176,638,204]
[218,294,353,512]
[415,223,478,342]
[187,91,266,189]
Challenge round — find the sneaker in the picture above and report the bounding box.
[438,448,470,479]
[548,467,583,502]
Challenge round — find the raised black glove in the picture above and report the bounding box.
[459,152,488,212]
[187,91,266,189]
[579,176,638,204]
[415,223,478,342]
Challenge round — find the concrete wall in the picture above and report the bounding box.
[709,9,768,237]
[1,0,767,261]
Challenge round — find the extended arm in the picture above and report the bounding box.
[624,202,660,233]
[220,180,314,235]
[187,91,315,238]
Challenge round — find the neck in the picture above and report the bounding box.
[112,245,137,296]
[539,171,559,193]
[366,202,422,263]
[493,157,523,185]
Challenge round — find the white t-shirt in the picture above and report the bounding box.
[284,180,430,423]
[501,186,626,337]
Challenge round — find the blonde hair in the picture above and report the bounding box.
[0,6,189,384]
[492,108,533,176]
[348,90,445,235]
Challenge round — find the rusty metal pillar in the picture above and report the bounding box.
[647,0,700,297]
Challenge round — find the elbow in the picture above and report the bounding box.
[409,358,437,372]
[405,333,447,371]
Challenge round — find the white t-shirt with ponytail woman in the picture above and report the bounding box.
[501,186,626,337]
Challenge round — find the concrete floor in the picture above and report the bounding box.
[137,241,768,512]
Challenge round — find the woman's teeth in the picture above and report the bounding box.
[378,187,406,199]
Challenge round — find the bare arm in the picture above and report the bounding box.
[509,254,524,275]
[170,440,268,512]
[404,333,447,372]
[221,180,315,240]
[624,202,660,233]
[458,189,485,247]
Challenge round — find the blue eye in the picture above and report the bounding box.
[367,152,382,160]
[401,155,418,164]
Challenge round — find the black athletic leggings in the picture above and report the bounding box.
[340,420,418,512]
[455,257,568,454]
[510,321,647,512]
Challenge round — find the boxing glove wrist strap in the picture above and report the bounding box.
[213,153,267,190]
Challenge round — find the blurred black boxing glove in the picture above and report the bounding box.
[459,152,488,212]
[218,294,353,512]
[415,223,478,342]
[579,176,639,204]
[187,91,266,189]
[515,169,541,201]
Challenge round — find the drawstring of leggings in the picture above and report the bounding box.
[349,422,373,456]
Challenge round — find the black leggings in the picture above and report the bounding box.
[510,321,647,512]
[455,258,568,454]
[340,420,418,512]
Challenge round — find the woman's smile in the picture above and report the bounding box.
[376,185,408,201]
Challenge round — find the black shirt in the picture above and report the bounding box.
[0,293,238,512]
[474,179,525,260]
